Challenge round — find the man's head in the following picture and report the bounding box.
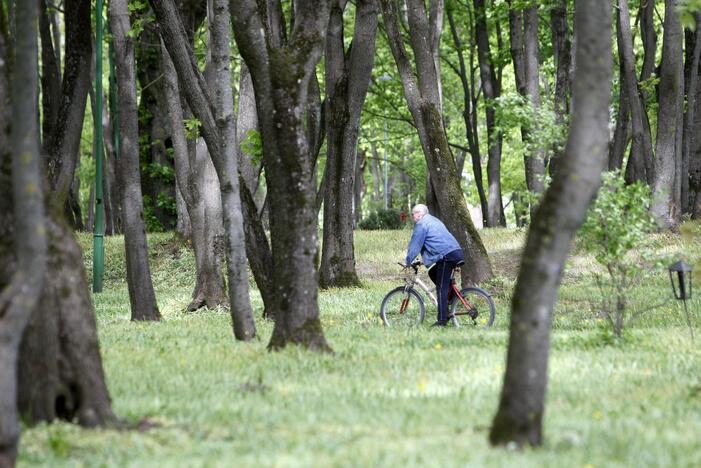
[412,204,428,222]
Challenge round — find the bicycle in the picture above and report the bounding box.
[380,260,496,328]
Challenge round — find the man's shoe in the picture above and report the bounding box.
[430,320,448,327]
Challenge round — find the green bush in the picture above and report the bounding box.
[578,171,657,337]
[358,208,407,230]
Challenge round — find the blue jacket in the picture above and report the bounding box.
[405,214,462,267]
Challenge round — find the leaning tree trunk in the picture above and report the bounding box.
[319,0,377,289]
[609,20,631,171]
[473,0,505,227]
[0,2,47,464]
[380,0,493,285]
[489,0,612,446]
[231,0,333,351]
[109,0,161,321]
[651,0,683,229]
[150,0,257,340]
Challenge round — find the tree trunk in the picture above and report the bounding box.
[210,0,256,339]
[149,0,258,339]
[473,0,504,227]
[682,14,701,215]
[548,0,571,176]
[231,0,333,351]
[319,0,377,289]
[380,0,493,285]
[609,21,631,171]
[38,0,61,150]
[46,0,91,206]
[618,0,654,185]
[651,0,683,229]
[523,5,545,217]
[638,0,657,100]
[489,0,612,446]
[0,2,47,463]
[109,0,161,321]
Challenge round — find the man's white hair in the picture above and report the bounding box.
[412,204,429,215]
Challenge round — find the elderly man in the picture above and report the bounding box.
[405,204,465,327]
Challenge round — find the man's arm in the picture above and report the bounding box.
[405,223,427,265]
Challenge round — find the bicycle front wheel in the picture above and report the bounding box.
[449,287,496,328]
[380,287,426,327]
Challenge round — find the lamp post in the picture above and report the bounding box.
[668,261,694,341]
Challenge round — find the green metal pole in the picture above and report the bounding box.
[92,0,104,293]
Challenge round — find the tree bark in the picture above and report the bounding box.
[548,0,571,176]
[473,0,504,227]
[46,0,91,206]
[618,0,654,185]
[231,0,333,351]
[0,2,47,463]
[609,21,631,171]
[490,0,612,446]
[319,0,377,289]
[380,0,493,285]
[149,0,257,339]
[109,0,161,321]
[38,0,61,150]
[651,0,683,229]
[682,14,701,215]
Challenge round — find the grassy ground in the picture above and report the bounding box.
[18,228,701,467]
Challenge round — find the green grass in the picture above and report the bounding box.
[18,228,701,467]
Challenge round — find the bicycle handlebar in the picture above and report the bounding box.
[398,260,422,273]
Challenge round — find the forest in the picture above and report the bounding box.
[1,0,700,466]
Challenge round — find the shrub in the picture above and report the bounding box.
[578,171,657,337]
[358,208,406,230]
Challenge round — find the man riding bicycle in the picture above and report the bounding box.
[404,204,464,327]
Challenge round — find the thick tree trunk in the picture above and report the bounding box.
[319,0,377,289]
[380,0,493,285]
[160,39,227,312]
[109,0,161,321]
[489,0,612,446]
[46,0,91,205]
[149,0,257,339]
[231,0,333,351]
[473,0,504,227]
[0,3,47,463]
[618,0,654,185]
[651,0,683,229]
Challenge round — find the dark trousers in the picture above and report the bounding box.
[428,249,464,322]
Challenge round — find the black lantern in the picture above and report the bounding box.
[668,261,693,300]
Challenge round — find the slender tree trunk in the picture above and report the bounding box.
[618,0,654,185]
[473,0,504,227]
[109,0,161,321]
[651,0,683,229]
[523,6,545,217]
[380,0,493,285]
[319,0,377,289]
[150,0,258,339]
[210,0,256,339]
[638,0,657,100]
[490,0,612,446]
[609,22,631,171]
[682,14,701,215]
[549,0,571,176]
[0,2,47,463]
[230,0,333,351]
[38,0,61,150]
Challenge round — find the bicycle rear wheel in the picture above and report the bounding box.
[449,287,496,328]
[380,287,426,327]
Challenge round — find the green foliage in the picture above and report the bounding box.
[358,208,407,230]
[144,161,175,182]
[183,117,201,140]
[127,0,150,38]
[679,1,701,30]
[141,195,165,232]
[239,129,263,166]
[578,172,658,337]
